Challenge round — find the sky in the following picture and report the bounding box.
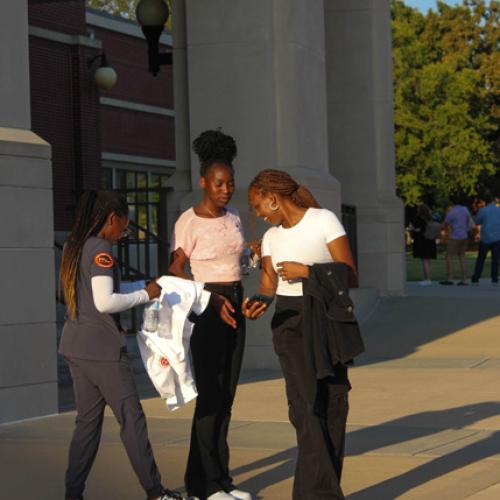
[404,0,460,11]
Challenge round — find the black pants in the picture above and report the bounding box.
[185,282,246,500]
[64,352,163,500]
[272,296,349,500]
[472,239,500,283]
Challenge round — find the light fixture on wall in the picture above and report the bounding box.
[88,52,117,91]
[135,0,172,76]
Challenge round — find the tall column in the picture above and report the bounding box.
[168,0,194,238]
[325,0,405,295]
[181,0,341,369]
[0,0,58,422]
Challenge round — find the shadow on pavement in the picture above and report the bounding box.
[357,293,500,366]
[231,447,296,500]
[347,401,500,499]
[224,402,500,499]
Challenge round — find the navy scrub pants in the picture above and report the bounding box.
[64,351,164,500]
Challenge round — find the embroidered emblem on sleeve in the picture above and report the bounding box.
[94,253,113,268]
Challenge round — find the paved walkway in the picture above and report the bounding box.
[1,280,499,499]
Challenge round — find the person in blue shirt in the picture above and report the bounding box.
[471,191,500,285]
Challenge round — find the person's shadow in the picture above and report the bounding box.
[229,402,500,499]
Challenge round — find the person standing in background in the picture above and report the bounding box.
[440,196,473,286]
[471,191,500,285]
[410,204,438,286]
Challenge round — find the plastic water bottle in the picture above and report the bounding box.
[241,247,259,276]
[143,300,161,332]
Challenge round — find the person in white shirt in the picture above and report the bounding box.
[242,169,357,500]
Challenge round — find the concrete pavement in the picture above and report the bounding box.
[1,280,499,499]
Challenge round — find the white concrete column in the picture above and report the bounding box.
[325,0,405,295]
[180,0,341,369]
[167,0,193,238]
[0,0,58,422]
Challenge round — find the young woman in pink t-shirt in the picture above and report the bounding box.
[168,130,250,500]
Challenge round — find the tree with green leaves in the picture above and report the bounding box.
[392,0,499,209]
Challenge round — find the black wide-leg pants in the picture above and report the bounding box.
[185,282,246,500]
[272,295,349,500]
[64,351,164,500]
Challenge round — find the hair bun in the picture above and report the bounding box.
[192,129,237,167]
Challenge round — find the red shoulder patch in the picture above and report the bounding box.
[160,357,170,367]
[94,252,113,268]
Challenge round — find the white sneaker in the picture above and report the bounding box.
[230,490,252,500]
[418,280,432,286]
[157,491,194,500]
[207,492,236,500]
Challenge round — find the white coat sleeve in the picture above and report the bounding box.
[91,275,150,313]
[191,288,212,315]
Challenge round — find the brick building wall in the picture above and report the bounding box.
[28,1,175,231]
[29,37,101,230]
[28,0,86,35]
[94,25,174,109]
[92,24,175,161]
[100,107,175,159]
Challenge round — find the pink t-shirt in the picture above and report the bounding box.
[171,206,245,283]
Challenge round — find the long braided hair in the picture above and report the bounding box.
[249,169,321,209]
[60,190,128,319]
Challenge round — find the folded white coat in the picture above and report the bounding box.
[137,275,211,411]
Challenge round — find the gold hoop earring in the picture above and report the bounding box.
[268,202,279,212]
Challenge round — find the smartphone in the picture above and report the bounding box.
[247,293,273,307]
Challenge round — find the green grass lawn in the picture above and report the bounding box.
[406,251,493,282]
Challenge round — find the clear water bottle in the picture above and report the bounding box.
[241,247,260,276]
[143,299,161,332]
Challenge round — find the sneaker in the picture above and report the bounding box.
[207,492,236,500]
[156,491,194,500]
[418,280,432,286]
[439,280,454,285]
[457,281,468,286]
[230,490,252,500]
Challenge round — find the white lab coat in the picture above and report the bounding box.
[137,276,211,411]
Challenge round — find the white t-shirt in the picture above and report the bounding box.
[261,207,346,296]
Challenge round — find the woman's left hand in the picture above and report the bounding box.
[212,293,237,329]
[276,261,309,281]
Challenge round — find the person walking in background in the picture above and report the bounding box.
[168,130,251,500]
[59,191,188,500]
[471,191,500,286]
[410,204,438,286]
[242,169,362,500]
[440,196,473,286]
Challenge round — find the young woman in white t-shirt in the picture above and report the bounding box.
[242,169,357,500]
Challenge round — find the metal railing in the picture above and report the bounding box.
[341,204,358,267]
[55,187,172,331]
[116,187,172,331]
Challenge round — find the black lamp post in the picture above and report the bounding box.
[135,0,172,76]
